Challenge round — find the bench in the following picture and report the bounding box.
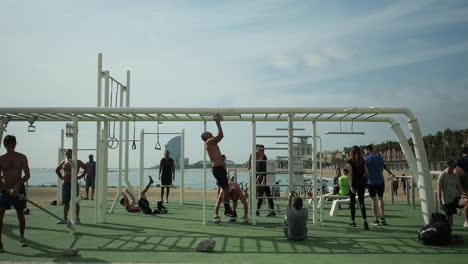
[314,193,370,216]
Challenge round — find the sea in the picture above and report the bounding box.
[27,168,333,190]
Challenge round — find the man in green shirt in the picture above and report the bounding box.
[339,168,350,195]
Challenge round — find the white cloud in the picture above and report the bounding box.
[270,55,298,71]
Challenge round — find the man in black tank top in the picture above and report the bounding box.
[159,150,175,203]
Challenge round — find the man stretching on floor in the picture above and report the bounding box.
[120,176,156,214]
[214,181,248,223]
[201,114,232,217]
[0,135,30,250]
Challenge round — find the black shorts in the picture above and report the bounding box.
[161,172,173,186]
[0,185,27,211]
[62,182,80,204]
[368,183,385,198]
[444,196,463,217]
[138,198,152,214]
[86,177,95,189]
[212,166,228,189]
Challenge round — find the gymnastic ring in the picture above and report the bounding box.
[108,137,119,149]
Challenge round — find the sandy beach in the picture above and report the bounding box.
[19,168,435,207]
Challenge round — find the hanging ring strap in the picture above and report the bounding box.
[107,81,120,149]
[132,114,137,150]
[155,114,161,150]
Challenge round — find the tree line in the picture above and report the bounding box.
[341,128,468,162]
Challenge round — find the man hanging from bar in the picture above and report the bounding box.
[201,114,233,217]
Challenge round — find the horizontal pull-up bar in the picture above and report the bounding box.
[325,132,365,135]
[60,148,96,151]
[257,135,312,138]
[255,172,305,175]
[276,142,309,145]
[258,147,288,150]
[143,132,181,135]
[275,128,305,131]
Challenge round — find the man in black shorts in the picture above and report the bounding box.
[438,161,468,227]
[159,150,175,203]
[364,145,394,225]
[0,135,30,250]
[120,176,155,214]
[249,144,275,217]
[201,114,232,217]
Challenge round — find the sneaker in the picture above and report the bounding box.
[364,222,369,230]
[223,203,233,217]
[380,218,387,225]
[371,220,379,226]
[256,211,260,216]
[148,176,154,186]
[57,218,68,224]
[84,197,89,200]
[19,238,27,247]
[349,222,356,227]
[75,195,84,203]
[463,222,468,228]
[75,218,81,225]
[266,211,276,217]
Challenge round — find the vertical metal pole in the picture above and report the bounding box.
[406,177,410,204]
[0,120,4,151]
[180,129,185,205]
[95,53,102,223]
[412,177,416,209]
[140,129,144,198]
[99,128,107,223]
[101,71,110,223]
[57,129,65,205]
[391,179,395,204]
[318,136,323,223]
[312,121,317,224]
[251,121,257,225]
[390,123,419,185]
[70,117,79,225]
[203,121,207,224]
[408,119,434,225]
[109,86,124,213]
[287,115,294,192]
[124,70,136,199]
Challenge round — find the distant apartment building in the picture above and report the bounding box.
[165,136,188,167]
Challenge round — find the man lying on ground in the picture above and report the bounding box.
[120,176,163,214]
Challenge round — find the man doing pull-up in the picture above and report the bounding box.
[201,114,232,217]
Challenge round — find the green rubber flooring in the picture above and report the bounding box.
[1,200,467,263]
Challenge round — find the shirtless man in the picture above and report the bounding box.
[55,149,88,224]
[0,135,30,250]
[201,114,232,217]
[214,181,248,223]
[120,176,155,214]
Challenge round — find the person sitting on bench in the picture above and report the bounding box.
[284,191,308,241]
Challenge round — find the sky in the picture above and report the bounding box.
[1,0,468,168]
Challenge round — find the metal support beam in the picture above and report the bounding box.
[70,117,79,225]
[180,128,185,205]
[251,121,257,225]
[312,121,317,224]
[202,121,207,225]
[140,129,144,198]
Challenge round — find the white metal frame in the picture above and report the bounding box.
[0,56,434,226]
